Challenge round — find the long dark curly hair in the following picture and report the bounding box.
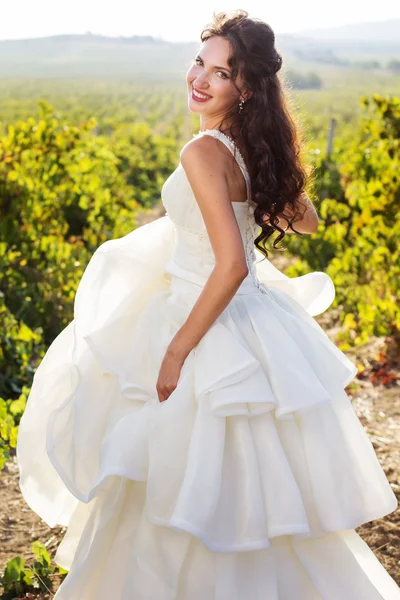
[200,10,312,258]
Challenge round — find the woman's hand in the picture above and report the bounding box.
[156,346,186,403]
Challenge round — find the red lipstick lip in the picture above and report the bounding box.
[192,85,212,98]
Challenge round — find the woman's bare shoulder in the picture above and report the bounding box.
[180,134,232,172]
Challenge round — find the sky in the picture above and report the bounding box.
[1,0,400,42]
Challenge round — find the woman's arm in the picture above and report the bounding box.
[166,136,249,363]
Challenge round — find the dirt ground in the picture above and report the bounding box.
[1,245,399,598]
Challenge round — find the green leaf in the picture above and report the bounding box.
[3,556,25,582]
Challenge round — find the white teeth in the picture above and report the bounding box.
[193,88,210,100]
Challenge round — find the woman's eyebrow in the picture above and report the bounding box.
[196,53,231,73]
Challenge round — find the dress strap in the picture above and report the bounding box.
[194,129,251,201]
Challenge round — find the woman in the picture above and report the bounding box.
[17,9,399,599]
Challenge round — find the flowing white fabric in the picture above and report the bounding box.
[17,130,399,599]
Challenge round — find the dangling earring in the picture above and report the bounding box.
[238,96,245,114]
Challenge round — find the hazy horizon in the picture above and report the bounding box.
[2,1,400,43]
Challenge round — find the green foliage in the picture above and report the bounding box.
[0,556,34,597]
[110,120,181,209]
[0,389,28,469]
[0,541,67,597]
[285,94,400,347]
[0,100,178,470]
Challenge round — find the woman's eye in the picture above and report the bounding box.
[193,58,228,79]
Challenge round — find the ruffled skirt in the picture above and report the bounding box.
[17,216,399,599]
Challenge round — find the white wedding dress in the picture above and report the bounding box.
[17,129,399,599]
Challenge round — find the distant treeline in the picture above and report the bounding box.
[294,48,400,72]
[286,70,322,90]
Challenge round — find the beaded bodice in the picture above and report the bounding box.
[161,129,262,291]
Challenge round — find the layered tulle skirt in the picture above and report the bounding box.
[17,216,399,598]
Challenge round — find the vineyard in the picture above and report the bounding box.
[0,71,399,597]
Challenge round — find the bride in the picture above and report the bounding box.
[17,9,399,599]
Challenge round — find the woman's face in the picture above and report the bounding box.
[186,36,246,122]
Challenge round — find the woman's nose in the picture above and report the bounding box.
[194,77,210,90]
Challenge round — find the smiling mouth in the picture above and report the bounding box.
[192,86,212,100]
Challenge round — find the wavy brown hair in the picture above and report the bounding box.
[200,9,312,258]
